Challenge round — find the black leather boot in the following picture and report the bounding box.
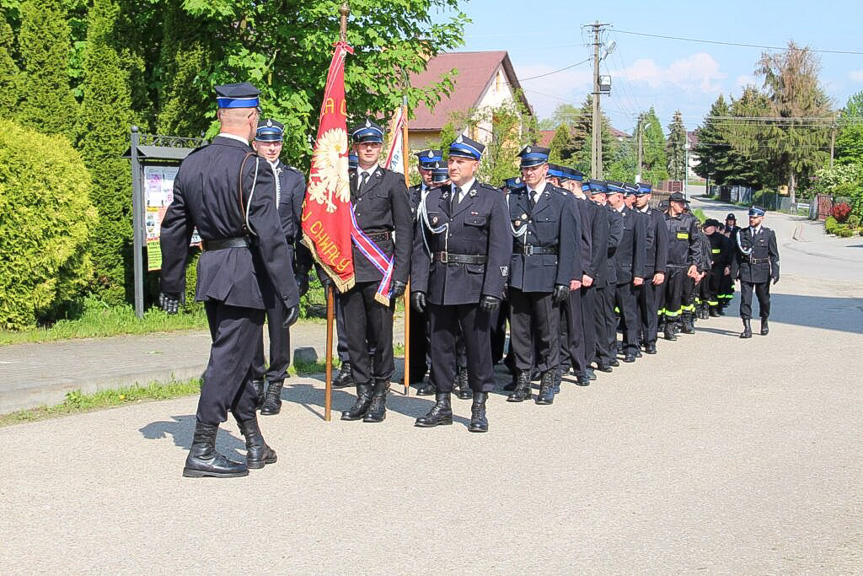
[740,319,752,339]
[503,373,518,392]
[332,362,353,389]
[183,421,248,478]
[645,341,657,354]
[681,312,695,334]
[507,369,532,402]
[535,370,555,405]
[259,380,284,415]
[760,317,769,336]
[415,392,453,427]
[415,378,435,396]
[363,380,389,423]
[552,367,562,393]
[250,379,266,409]
[469,392,489,433]
[236,416,277,469]
[341,383,373,420]
[456,367,471,399]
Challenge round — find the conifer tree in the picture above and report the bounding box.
[17,0,78,139]
[0,10,19,118]
[667,110,688,181]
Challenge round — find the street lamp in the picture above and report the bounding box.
[684,139,691,200]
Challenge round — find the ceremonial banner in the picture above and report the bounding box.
[384,106,407,175]
[302,41,355,292]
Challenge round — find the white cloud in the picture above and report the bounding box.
[735,74,757,89]
[849,69,863,82]
[611,52,726,94]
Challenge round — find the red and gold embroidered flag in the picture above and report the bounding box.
[301,41,355,292]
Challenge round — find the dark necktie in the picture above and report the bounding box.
[452,186,462,209]
[358,171,369,194]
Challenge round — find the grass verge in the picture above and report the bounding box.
[0,378,203,428]
[0,359,346,428]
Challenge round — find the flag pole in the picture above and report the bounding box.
[401,98,411,396]
[322,2,350,422]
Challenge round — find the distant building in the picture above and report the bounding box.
[408,51,532,150]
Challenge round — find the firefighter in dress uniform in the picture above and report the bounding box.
[732,206,780,338]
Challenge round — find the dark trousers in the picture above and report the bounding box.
[739,281,771,320]
[427,303,495,393]
[407,307,429,383]
[719,271,735,306]
[198,301,264,425]
[340,281,395,385]
[638,279,660,345]
[682,276,696,314]
[706,268,723,307]
[614,282,640,354]
[594,284,615,364]
[509,288,559,373]
[659,267,686,321]
[580,285,597,365]
[335,293,349,362]
[560,288,586,373]
[490,301,508,365]
[251,300,291,383]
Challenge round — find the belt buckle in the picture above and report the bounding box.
[522,244,531,256]
[440,251,448,264]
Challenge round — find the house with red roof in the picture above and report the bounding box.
[408,51,533,150]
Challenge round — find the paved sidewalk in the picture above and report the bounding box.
[0,318,405,414]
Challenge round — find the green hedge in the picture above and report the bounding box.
[0,119,97,329]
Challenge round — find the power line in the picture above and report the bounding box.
[614,29,863,56]
[520,58,591,81]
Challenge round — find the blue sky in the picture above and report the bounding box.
[446,0,863,134]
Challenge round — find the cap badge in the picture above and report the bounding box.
[526,146,532,154]
[456,135,463,143]
[266,119,273,127]
[427,151,434,158]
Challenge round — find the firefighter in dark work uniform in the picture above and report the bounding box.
[702,219,733,318]
[732,206,780,338]
[717,212,740,313]
[659,192,700,341]
[249,118,312,416]
[411,136,510,432]
[159,82,300,478]
[339,119,412,424]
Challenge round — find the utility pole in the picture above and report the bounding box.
[588,21,610,179]
[829,113,838,169]
[636,120,650,183]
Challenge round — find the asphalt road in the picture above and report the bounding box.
[1,198,861,574]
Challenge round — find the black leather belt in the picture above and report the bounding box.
[434,252,488,264]
[202,237,250,251]
[363,230,391,243]
[515,243,558,256]
[749,257,768,264]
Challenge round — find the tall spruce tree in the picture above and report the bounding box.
[667,110,687,181]
[0,9,19,118]
[17,0,79,139]
[694,95,731,185]
[81,0,139,304]
[637,108,669,185]
[836,91,863,166]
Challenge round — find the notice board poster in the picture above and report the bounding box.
[144,165,199,270]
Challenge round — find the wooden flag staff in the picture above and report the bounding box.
[401,99,411,396]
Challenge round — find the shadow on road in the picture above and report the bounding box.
[721,293,863,335]
[139,415,245,459]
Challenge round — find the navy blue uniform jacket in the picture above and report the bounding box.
[411,181,510,306]
[160,136,299,310]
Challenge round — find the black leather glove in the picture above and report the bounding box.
[159,292,180,315]
[480,295,501,312]
[552,284,569,304]
[411,291,426,313]
[282,304,299,328]
[297,274,310,298]
[391,280,407,299]
[772,275,779,285]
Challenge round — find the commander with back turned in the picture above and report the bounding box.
[159,83,300,479]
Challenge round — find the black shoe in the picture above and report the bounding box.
[455,368,472,400]
[585,367,597,381]
[507,370,532,402]
[623,352,636,363]
[415,392,453,427]
[634,348,643,358]
[760,318,769,336]
[332,362,353,389]
[577,372,590,386]
[709,307,720,317]
[595,363,613,373]
[535,371,555,405]
[341,383,373,420]
[183,421,248,478]
[415,380,435,396]
[664,327,677,341]
[680,313,695,334]
[644,342,657,355]
[609,359,620,368]
[503,377,518,392]
[469,392,489,433]
[236,416,277,469]
[363,380,389,423]
[259,380,284,416]
[250,379,266,410]
[740,319,752,339]
[718,306,726,316]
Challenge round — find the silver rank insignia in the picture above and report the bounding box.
[432,216,438,224]
[500,266,509,277]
